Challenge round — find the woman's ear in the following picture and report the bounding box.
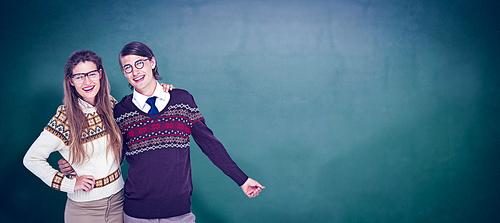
[69,78,75,86]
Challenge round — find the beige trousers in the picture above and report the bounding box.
[64,189,124,223]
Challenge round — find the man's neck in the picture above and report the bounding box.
[136,81,158,97]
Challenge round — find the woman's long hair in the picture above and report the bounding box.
[63,50,122,166]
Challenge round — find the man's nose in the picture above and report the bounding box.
[133,66,141,75]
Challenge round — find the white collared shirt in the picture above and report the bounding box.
[132,81,170,113]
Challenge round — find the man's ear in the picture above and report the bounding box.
[151,57,156,69]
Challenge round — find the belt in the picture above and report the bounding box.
[67,169,121,189]
[95,169,121,188]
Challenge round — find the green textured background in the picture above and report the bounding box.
[1,0,499,222]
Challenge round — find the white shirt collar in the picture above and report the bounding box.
[132,81,169,111]
[77,98,96,113]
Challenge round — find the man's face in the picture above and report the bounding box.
[120,55,157,96]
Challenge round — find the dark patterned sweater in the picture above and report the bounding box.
[114,88,248,219]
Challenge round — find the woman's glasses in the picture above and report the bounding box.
[71,70,100,84]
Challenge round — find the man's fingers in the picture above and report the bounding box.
[247,187,262,198]
[62,166,71,171]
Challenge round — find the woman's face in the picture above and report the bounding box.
[69,61,101,105]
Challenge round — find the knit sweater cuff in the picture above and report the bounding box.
[60,176,76,193]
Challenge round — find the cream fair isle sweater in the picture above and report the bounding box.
[23,99,124,202]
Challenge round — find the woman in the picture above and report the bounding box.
[23,50,172,222]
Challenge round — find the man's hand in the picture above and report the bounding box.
[241,178,265,198]
[57,159,75,175]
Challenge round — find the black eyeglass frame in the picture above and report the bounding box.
[122,58,150,73]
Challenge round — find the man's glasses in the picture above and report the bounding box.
[72,70,100,84]
[122,58,150,73]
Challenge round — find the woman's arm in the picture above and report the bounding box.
[23,130,77,192]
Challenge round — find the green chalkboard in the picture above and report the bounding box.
[1,0,499,222]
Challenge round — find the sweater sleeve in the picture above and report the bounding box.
[191,118,249,186]
[23,130,76,193]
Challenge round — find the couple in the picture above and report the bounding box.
[23,41,264,223]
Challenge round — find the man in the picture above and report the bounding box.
[115,41,264,222]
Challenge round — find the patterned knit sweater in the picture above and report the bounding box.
[23,99,124,202]
[114,89,248,219]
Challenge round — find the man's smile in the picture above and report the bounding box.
[133,75,145,82]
